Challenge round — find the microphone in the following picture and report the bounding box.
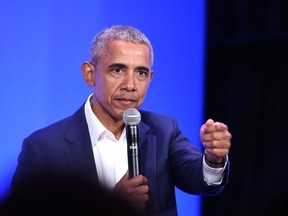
[123,108,141,179]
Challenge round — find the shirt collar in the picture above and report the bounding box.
[84,94,126,147]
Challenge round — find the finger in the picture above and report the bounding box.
[129,175,148,187]
[204,130,231,142]
[216,122,228,131]
[205,147,230,157]
[127,186,149,208]
[201,119,214,131]
[200,119,214,137]
[133,191,149,202]
[204,122,228,133]
[206,119,214,125]
[202,131,227,141]
[133,184,149,195]
[203,139,231,149]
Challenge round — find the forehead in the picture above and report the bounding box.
[106,40,149,53]
[102,40,152,66]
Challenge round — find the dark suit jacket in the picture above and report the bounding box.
[11,103,229,216]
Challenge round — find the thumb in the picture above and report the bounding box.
[205,119,214,126]
[200,119,214,136]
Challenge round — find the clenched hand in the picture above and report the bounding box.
[113,171,149,215]
[200,119,232,164]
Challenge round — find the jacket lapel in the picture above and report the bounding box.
[139,122,156,186]
[139,121,160,212]
[63,105,99,183]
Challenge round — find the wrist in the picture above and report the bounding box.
[204,152,226,168]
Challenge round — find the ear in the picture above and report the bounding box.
[81,62,95,87]
[149,70,154,82]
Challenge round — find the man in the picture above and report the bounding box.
[10,25,231,215]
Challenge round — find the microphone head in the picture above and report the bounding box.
[123,108,141,126]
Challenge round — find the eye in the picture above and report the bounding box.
[114,67,123,73]
[136,69,149,78]
[138,70,148,76]
[108,64,126,76]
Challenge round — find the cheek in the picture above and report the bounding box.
[139,83,150,99]
[96,80,118,99]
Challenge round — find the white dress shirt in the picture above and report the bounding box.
[84,94,128,189]
[84,94,226,189]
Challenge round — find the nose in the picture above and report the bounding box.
[121,72,136,92]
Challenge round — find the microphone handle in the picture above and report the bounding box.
[127,125,140,178]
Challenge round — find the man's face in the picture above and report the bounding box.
[91,40,153,122]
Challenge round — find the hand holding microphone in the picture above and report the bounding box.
[116,108,149,214]
[123,108,141,179]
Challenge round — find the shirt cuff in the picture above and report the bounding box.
[202,155,228,185]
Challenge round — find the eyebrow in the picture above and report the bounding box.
[136,66,150,73]
[108,63,150,73]
[108,63,127,70]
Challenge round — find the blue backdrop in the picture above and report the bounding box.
[0,1,205,215]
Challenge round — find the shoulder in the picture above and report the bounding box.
[139,110,179,131]
[26,104,86,141]
[140,109,175,121]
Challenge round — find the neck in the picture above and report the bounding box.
[91,99,124,140]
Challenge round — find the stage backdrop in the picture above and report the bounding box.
[0,1,205,215]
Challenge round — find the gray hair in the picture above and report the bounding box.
[89,25,154,67]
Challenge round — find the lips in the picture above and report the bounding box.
[114,95,138,102]
[117,97,137,102]
[114,96,138,107]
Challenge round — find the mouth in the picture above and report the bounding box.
[114,97,138,107]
